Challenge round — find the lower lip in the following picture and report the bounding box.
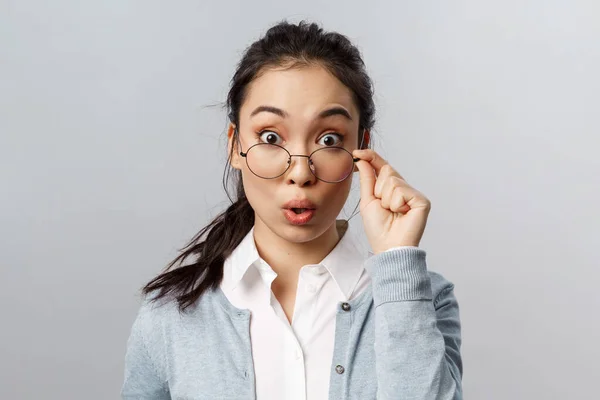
[283,209,316,225]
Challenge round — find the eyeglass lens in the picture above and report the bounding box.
[245,144,354,182]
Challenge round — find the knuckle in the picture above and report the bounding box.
[421,196,432,209]
[391,176,404,185]
[381,164,393,173]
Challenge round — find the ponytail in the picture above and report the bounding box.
[142,178,254,312]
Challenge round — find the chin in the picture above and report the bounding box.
[256,212,328,243]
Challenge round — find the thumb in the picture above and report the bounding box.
[355,159,377,206]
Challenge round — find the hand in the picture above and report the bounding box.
[352,149,432,254]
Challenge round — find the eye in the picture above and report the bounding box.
[256,130,282,145]
[318,132,343,147]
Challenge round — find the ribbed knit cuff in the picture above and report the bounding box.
[364,247,432,306]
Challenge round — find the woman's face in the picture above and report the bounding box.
[228,64,364,244]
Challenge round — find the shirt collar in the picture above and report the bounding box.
[226,220,369,299]
[318,219,369,300]
[228,225,261,287]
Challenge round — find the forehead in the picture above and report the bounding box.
[240,65,359,120]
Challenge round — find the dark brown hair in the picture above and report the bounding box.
[142,20,376,311]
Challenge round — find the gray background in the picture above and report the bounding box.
[1,1,598,399]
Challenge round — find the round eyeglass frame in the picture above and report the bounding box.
[239,142,361,183]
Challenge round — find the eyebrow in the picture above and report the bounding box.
[249,105,353,121]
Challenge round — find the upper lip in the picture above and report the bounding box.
[282,199,317,209]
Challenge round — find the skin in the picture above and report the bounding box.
[227,64,431,322]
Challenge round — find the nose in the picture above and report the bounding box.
[285,154,317,186]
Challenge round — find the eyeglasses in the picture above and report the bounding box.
[238,141,360,183]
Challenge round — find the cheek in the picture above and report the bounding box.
[240,171,273,210]
[321,180,353,212]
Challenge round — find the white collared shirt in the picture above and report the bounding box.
[220,222,409,400]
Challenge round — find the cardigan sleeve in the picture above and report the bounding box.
[121,299,171,400]
[364,247,463,400]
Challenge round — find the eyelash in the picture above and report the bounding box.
[254,130,344,146]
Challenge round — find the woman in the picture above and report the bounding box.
[122,20,463,400]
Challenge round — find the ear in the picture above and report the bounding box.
[353,129,370,172]
[360,129,371,149]
[227,123,242,170]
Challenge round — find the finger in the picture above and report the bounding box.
[390,186,410,214]
[380,177,398,209]
[354,159,377,205]
[374,165,396,198]
[354,149,406,182]
[353,149,388,177]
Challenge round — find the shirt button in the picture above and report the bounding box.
[341,302,351,312]
[335,365,345,374]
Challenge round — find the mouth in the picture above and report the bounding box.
[281,199,318,225]
[283,208,316,225]
[291,208,310,214]
[282,199,318,210]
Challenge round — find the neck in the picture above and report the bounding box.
[252,218,346,282]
